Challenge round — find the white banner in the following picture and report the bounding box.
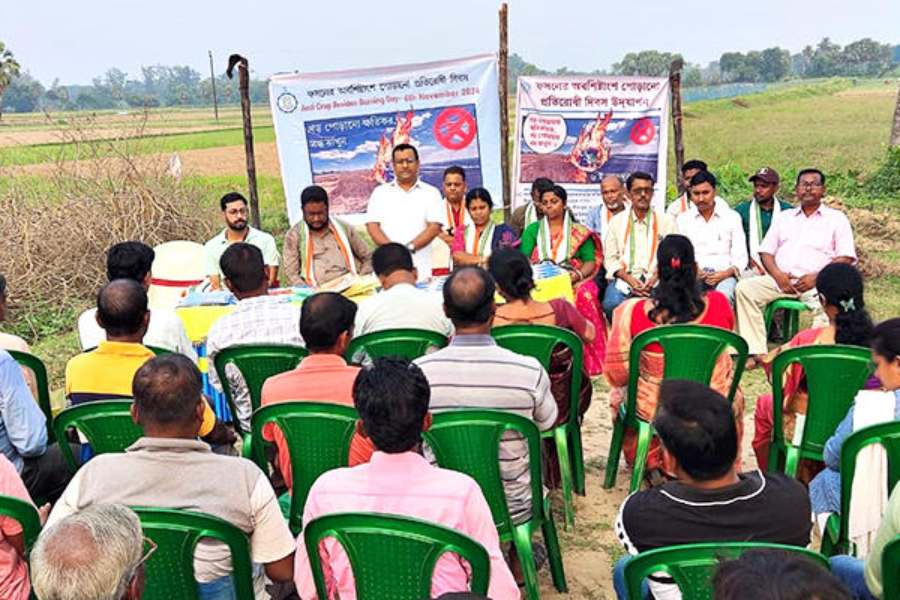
[512,76,670,222]
[269,54,501,225]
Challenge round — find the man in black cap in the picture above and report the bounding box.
[734,168,793,275]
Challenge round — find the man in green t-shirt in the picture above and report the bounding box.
[733,167,793,276]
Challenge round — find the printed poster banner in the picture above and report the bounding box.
[513,76,670,222]
[269,54,501,225]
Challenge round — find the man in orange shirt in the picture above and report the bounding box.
[261,292,373,490]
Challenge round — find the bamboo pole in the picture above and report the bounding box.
[498,3,511,220]
[669,59,685,194]
[227,54,261,229]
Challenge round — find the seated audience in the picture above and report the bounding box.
[603,172,677,320]
[676,171,748,304]
[810,317,900,517]
[293,356,518,599]
[613,380,811,600]
[77,241,196,359]
[205,192,280,290]
[450,187,518,268]
[32,504,146,600]
[282,185,372,287]
[0,453,42,600]
[353,243,452,337]
[585,175,630,241]
[714,548,851,600]
[0,274,37,397]
[736,168,856,366]
[415,267,557,524]
[261,292,375,491]
[753,263,876,470]
[605,234,743,475]
[733,167,793,276]
[666,159,707,217]
[49,355,295,598]
[207,243,303,431]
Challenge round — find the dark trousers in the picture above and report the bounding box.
[21,443,80,503]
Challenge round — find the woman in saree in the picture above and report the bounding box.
[604,234,742,476]
[753,263,877,471]
[519,184,606,374]
[450,187,518,268]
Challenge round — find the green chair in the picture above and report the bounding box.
[423,409,567,600]
[0,494,41,550]
[768,345,873,477]
[212,343,308,455]
[8,350,55,442]
[764,298,810,344]
[882,535,900,600]
[604,324,747,493]
[146,345,172,356]
[304,512,490,598]
[251,401,358,535]
[821,421,900,556]
[52,400,143,472]
[134,507,254,600]
[345,328,448,365]
[491,323,585,528]
[623,542,830,600]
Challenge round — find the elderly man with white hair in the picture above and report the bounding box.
[31,503,146,600]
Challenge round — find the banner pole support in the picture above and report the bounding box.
[227,54,261,230]
[499,2,511,221]
[669,58,685,195]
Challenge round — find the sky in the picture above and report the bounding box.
[2,0,899,86]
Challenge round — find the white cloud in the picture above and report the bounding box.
[311,138,380,161]
[606,121,627,132]
[417,141,479,163]
[411,111,433,128]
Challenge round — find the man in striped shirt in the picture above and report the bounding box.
[415,267,557,524]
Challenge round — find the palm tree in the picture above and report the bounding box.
[0,41,22,122]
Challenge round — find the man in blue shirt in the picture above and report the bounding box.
[0,350,73,501]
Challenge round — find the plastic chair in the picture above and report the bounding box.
[604,324,747,493]
[134,507,254,600]
[212,344,308,453]
[345,328,448,365]
[304,512,490,598]
[0,494,41,550]
[52,400,143,472]
[423,409,567,600]
[768,345,873,477]
[623,542,830,600]
[820,420,900,556]
[251,402,358,535]
[491,323,584,528]
[146,345,171,356]
[8,350,55,442]
[764,298,810,343]
[882,535,900,600]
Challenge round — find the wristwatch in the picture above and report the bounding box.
[406,242,416,254]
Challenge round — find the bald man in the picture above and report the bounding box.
[586,174,630,241]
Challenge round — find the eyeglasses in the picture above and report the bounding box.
[134,536,158,571]
[630,188,653,196]
[797,181,823,189]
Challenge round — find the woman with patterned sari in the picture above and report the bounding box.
[604,234,743,475]
[519,184,606,374]
[450,188,518,268]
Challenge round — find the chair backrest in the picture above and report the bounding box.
[0,494,41,550]
[882,535,900,600]
[212,344,308,432]
[345,328,448,365]
[771,344,874,462]
[623,542,830,600]
[134,507,254,600]
[145,345,171,356]
[833,421,900,554]
[423,409,544,535]
[491,323,583,427]
[52,400,143,471]
[304,512,490,599]
[626,324,748,414]
[251,402,358,535]
[7,350,54,441]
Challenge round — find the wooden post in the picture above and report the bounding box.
[208,51,219,123]
[891,82,900,147]
[227,54,261,229]
[669,58,685,194]
[498,3,511,221]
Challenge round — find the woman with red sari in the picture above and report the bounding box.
[519,184,606,374]
[604,234,743,476]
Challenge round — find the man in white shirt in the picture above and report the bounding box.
[354,243,452,338]
[666,159,708,217]
[78,242,196,361]
[365,144,445,281]
[204,192,280,290]
[676,171,748,304]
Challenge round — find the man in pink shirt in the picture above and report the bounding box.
[0,453,40,600]
[293,357,519,600]
[736,168,857,362]
[261,292,374,491]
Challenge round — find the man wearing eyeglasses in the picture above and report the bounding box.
[736,169,857,367]
[365,143,445,281]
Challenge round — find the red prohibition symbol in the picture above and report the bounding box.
[629,118,656,145]
[434,107,477,150]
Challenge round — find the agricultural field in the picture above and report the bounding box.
[1,77,899,598]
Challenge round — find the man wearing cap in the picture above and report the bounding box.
[734,168,793,275]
